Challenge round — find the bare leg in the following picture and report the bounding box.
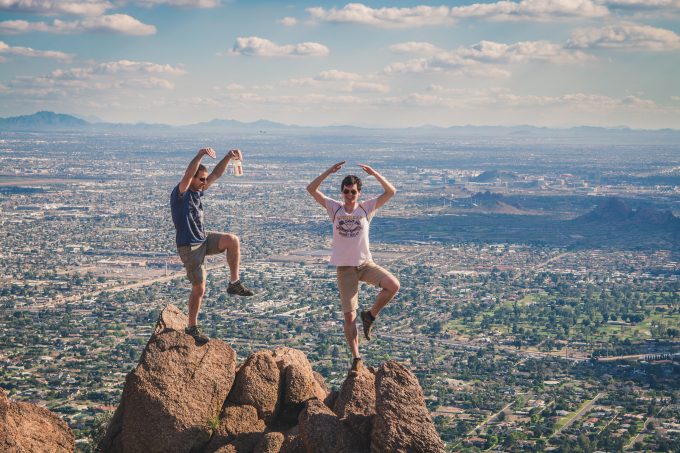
[218,233,240,282]
[369,275,400,318]
[343,311,361,359]
[188,281,206,327]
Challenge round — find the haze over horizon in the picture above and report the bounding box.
[1,0,679,129]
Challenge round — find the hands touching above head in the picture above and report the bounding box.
[199,147,216,159]
[358,163,378,177]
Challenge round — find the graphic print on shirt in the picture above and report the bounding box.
[336,215,362,238]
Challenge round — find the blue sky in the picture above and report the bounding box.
[1,0,679,128]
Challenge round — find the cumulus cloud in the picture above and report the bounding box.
[307,3,454,27]
[0,0,112,16]
[227,36,329,57]
[450,0,609,21]
[0,14,156,35]
[3,59,183,98]
[307,1,609,27]
[315,69,361,81]
[280,69,389,93]
[0,40,73,60]
[277,16,298,26]
[389,41,442,55]
[384,39,590,77]
[459,40,592,63]
[567,22,680,50]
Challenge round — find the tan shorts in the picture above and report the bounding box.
[177,232,224,284]
[336,261,393,314]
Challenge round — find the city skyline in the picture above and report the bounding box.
[1,0,680,128]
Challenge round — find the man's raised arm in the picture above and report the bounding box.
[359,164,396,210]
[179,147,216,194]
[307,161,345,208]
[205,149,241,190]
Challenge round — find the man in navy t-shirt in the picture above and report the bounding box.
[170,147,254,344]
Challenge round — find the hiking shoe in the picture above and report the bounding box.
[227,280,254,297]
[360,310,375,341]
[350,357,364,375]
[185,325,209,344]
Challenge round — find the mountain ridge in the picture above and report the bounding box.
[2,111,680,136]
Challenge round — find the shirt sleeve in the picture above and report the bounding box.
[361,197,379,221]
[325,198,341,221]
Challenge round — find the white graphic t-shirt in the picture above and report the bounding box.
[325,197,378,266]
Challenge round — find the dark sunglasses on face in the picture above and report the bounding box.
[196,177,207,182]
[343,189,358,195]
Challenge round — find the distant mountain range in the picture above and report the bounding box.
[1,111,680,138]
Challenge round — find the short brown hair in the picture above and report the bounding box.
[194,164,208,177]
[341,175,362,191]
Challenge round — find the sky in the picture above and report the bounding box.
[1,0,679,128]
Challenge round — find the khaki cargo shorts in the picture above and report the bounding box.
[336,261,393,314]
[177,232,224,284]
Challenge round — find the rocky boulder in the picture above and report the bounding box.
[333,365,376,449]
[371,361,446,453]
[299,399,364,453]
[101,326,237,452]
[101,305,445,452]
[0,389,74,452]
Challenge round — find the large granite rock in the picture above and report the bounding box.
[227,350,281,424]
[333,365,376,449]
[101,305,445,453]
[101,328,237,452]
[0,389,74,453]
[371,361,445,453]
[299,399,364,453]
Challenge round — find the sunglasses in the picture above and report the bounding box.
[343,189,358,195]
[196,177,207,182]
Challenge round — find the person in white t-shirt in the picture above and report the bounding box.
[307,161,400,374]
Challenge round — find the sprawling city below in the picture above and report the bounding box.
[1,130,679,452]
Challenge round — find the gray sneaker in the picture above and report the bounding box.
[227,280,254,297]
[185,325,209,344]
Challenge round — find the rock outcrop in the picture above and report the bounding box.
[101,304,445,452]
[0,388,75,453]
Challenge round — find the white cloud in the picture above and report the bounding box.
[307,3,454,28]
[450,0,609,21]
[315,70,361,81]
[0,14,156,35]
[0,40,73,60]
[384,39,590,77]
[567,22,680,50]
[389,41,442,55]
[307,1,609,28]
[277,16,298,26]
[3,59,183,98]
[0,0,112,16]
[227,36,329,57]
[459,40,592,64]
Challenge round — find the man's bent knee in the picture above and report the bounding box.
[219,233,239,251]
[381,276,400,295]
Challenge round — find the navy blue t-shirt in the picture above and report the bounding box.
[170,184,206,247]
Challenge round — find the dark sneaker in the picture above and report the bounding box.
[185,325,209,344]
[360,310,375,341]
[227,280,254,297]
[350,357,364,375]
